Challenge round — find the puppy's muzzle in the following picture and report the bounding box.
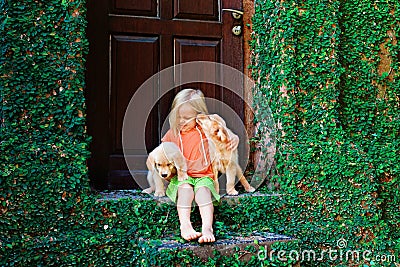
[161,173,168,178]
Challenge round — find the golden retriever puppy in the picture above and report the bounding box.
[142,142,188,197]
[196,114,255,195]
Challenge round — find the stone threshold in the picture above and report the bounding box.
[156,232,296,261]
[96,189,282,202]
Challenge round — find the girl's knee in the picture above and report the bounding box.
[178,183,194,190]
[196,186,210,194]
[178,183,194,198]
[195,186,212,204]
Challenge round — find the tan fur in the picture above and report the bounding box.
[142,142,188,197]
[196,114,255,195]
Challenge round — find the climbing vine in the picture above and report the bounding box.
[252,0,399,265]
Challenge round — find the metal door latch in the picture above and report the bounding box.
[232,25,242,36]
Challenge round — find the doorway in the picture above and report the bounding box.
[86,0,246,189]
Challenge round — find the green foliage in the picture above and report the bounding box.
[1,0,399,266]
[1,0,91,237]
[251,0,399,266]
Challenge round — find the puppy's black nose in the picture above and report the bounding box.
[161,174,168,178]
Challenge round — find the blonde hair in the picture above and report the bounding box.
[169,89,208,136]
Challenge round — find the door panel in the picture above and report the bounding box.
[110,35,160,155]
[174,38,221,111]
[87,0,244,189]
[174,39,221,63]
[174,0,218,20]
[111,0,158,16]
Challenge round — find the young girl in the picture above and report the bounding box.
[162,89,238,243]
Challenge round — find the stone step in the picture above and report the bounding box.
[155,232,296,261]
[96,190,297,264]
[97,189,281,204]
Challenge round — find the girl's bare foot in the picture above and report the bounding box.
[180,223,202,241]
[198,227,215,243]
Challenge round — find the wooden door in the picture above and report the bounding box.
[86,0,244,190]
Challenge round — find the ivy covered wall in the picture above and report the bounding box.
[1,0,91,234]
[251,0,399,265]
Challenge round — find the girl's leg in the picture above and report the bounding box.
[195,187,215,243]
[177,183,201,241]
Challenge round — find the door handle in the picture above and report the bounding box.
[222,8,243,20]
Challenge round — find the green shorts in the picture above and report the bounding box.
[166,176,221,206]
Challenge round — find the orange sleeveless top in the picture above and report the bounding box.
[161,126,214,178]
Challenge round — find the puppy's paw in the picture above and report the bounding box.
[142,187,153,194]
[246,186,256,193]
[227,188,239,195]
[154,191,166,197]
[178,173,189,182]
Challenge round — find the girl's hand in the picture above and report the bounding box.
[227,134,239,151]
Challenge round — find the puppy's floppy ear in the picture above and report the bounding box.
[196,113,208,124]
[171,150,188,182]
[170,151,185,171]
[210,114,229,142]
[196,114,208,120]
[218,127,228,142]
[146,153,155,171]
[210,114,227,127]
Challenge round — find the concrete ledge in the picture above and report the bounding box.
[97,190,282,203]
[157,232,295,261]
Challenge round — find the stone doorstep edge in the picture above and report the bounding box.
[157,233,295,250]
[96,190,282,202]
[157,233,296,261]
